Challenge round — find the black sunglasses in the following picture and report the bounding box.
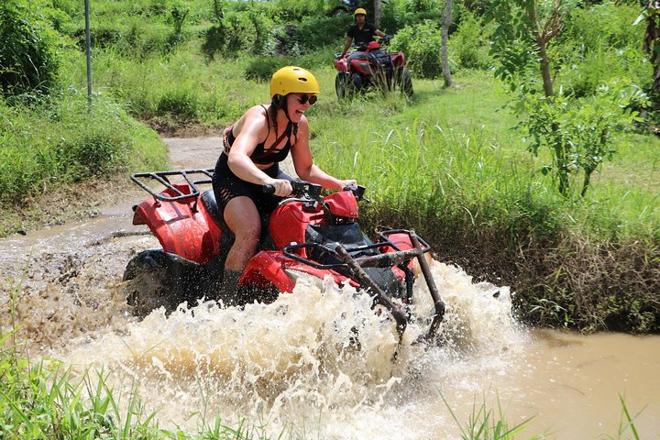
[297,94,318,105]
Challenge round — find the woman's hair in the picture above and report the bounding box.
[269,94,298,138]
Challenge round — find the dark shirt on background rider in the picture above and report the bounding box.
[346,23,377,47]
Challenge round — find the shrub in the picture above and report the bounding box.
[245,57,291,82]
[381,0,448,34]
[156,87,201,121]
[519,82,648,196]
[390,20,442,79]
[219,12,254,54]
[244,52,331,82]
[295,15,350,52]
[552,2,650,98]
[0,0,62,97]
[561,2,644,53]
[449,9,493,70]
[558,46,651,98]
[202,7,274,59]
[269,24,303,56]
[63,132,126,179]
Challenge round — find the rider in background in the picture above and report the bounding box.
[213,66,356,303]
[341,8,387,59]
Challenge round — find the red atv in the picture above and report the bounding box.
[334,37,413,99]
[123,169,444,338]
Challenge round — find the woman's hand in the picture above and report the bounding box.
[339,179,357,190]
[266,179,293,197]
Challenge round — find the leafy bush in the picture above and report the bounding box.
[0,0,62,97]
[561,1,643,53]
[156,87,201,121]
[519,82,649,196]
[449,9,493,70]
[245,52,333,82]
[557,46,651,98]
[553,2,651,98]
[269,0,323,21]
[381,0,450,34]
[63,132,126,178]
[390,20,442,78]
[245,57,290,82]
[268,24,303,56]
[295,15,349,52]
[164,0,190,51]
[203,8,274,59]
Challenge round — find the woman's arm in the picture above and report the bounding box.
[291,118,355,190]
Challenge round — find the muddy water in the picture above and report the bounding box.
[1,138,659,439]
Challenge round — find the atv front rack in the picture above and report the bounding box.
[283,229,445,340]
[282,229,430,270]
[131,169,214,202]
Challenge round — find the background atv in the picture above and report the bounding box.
[334,37,413,99]
[123,169,444,339]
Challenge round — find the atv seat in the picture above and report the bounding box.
[201,190,224,227]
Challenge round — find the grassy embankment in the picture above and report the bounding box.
[311,70,659,334]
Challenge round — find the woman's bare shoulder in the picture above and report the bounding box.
[235,104,269,132]
[246,104,269,120]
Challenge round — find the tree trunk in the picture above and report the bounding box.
[537,38,554,97]
[441,0,453,87]
[374,0,382,29]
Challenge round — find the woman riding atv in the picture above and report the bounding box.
[213,66,356,298]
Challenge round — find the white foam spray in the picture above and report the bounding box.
[58,259,525,438]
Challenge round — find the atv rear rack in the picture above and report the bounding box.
[131,168,214,202]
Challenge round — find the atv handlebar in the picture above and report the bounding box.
[263,181,323,199]
[265,181,366,201]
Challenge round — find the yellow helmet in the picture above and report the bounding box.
[354,7,367,16]
[270,66,320,98]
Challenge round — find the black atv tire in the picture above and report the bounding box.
[396,67,414,99]
[122,249,207,317]
[335,72,352,100]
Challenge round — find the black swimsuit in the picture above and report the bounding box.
[225,105,295,164]
[213,106,296,216]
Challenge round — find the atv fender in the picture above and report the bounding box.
[241,251,358,294]
[132,190,222,264]
[240,251,297,293]
[391,52,406,68]
[381,232,415,252]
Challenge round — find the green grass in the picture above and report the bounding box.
[0,92,167,205]
[310,70,658,240]
[0,355,271,439]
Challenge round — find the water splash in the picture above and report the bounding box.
[56,259,522,437]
